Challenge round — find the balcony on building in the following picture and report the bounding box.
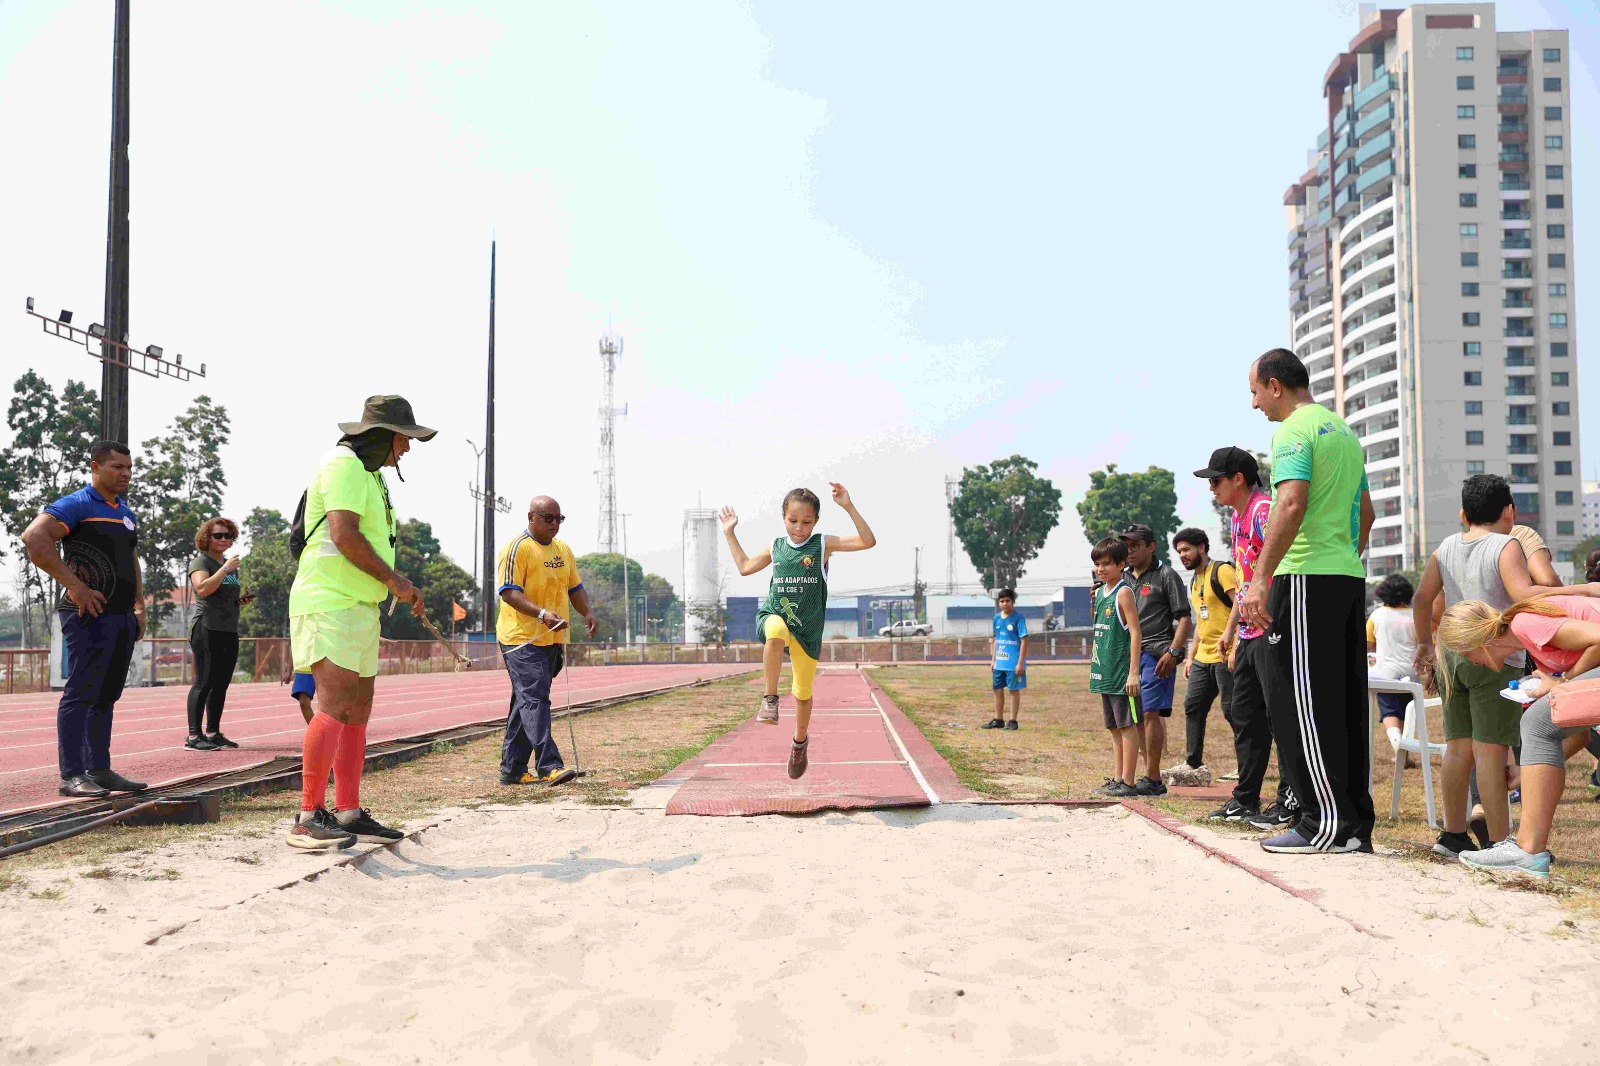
[1503,293,1536,309]
[1498,84,1528,116]
[1505,346,1536,367]
[1508,434,1539,456]
[1506,323,1536,338]
[1369,467,1402,492]
[1502,202,1532,221]
[1503,261,1534,280]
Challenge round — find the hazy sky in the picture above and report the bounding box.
[2,0,1595,602]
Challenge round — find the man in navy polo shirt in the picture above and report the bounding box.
[22,441,150,798]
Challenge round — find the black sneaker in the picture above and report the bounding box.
[1245,802,1294,830]
[1135,776,1167,797]
[1432,830,1477,858]
[1091,778,1119,795]
[334,808,404,844]
[86,769,147,793]
[286,807,355,851]
[1004,720,1019,731]
[206,732,239,749]
[982,718,1005,729]
[185,734,220,752]
[1206,799,1260,822]
[1106,781,1138,798]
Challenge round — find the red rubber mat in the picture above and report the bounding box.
[663,667,977,816]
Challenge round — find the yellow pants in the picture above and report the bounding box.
[763,615,818,701]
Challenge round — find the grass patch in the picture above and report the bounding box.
[80,867,117,880]
[29,886,66,901]
[0,872,25,892]
[3,671,761,874]
[877,663,1600,893]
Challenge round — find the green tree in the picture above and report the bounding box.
[130,396,231,624]
[237,507,297,638]
[1077,464,1182,564]
[567,553,681,643]
[381,519,475,639]
[950,455,1063,590]
[0,372,100,639]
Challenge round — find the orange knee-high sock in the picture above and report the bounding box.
[333,719,368,812]
[300,713,345,812]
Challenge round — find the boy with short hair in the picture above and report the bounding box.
[1089,538,1144,798]
[984,588,1027,731]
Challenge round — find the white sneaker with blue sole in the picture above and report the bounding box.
[1459,838,1552,879]
[1260,829,1364,854]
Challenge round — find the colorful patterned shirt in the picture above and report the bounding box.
[1230,490,1272,642]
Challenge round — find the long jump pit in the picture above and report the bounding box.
[3,666,1597,1063]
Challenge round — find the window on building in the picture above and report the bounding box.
[1559,521,1576,535]
[1553,402,1572,416]
[1557,491,1575,505]
[1460,164,1477,178]
[1458,105,1476,119]
[1464,371,1482,385]
[1514,493,1540,513]
[1551,313,1569,328]
[1457,46,1475,60]
[1550,282,1567,297]
[1551,342,1569,358]
[1547,194,1565,209]
[1467,430,1485,445]
[1555,461,1574,476]
[1462,282,1480,297]
[1459,192,1477,207]
[1546,135,1564,149]
[1548,224,1566,239]
[1463,312,1481,327]
[1544,77,1562,91]
[1461,251,1479,266]
[1464,341,1482,356]
[1511,463,1538,482]
[1545,106,1563,120]
[1547,165,1564,180]
[1549,253,1567,268]
[1458,134,1477,149]
[1467,460,1486,474]
[1544,48,1562,62]
[1458,75,1475,90]
[1464,401,1483,415]
[1554,431,1572,445]
[1460,222,1478,236]
[1552,372,1570,386]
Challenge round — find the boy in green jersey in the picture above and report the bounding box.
[720,484,877,779]
[1088,538,1144,798]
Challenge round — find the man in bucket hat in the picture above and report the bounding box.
[285,396,434,850]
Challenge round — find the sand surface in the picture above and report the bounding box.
[3,791,1596,1064]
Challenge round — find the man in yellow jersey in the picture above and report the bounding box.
[1166,527,1236,788]
[496,496,598,785]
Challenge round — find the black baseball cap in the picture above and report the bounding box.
[1119,523,1156,545]
[1194,446,1259,483]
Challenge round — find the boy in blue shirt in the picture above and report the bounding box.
[984,588,1028,731]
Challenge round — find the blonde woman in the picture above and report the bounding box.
[1435,595,1600,878]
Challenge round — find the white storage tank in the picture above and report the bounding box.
[682,508,720,642]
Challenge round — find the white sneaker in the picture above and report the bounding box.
[1161,762,1212,787]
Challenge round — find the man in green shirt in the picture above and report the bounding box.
[1240,349,1376,856]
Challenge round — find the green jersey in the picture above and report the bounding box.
[756,533,828,660]
[1090,580,1133,694]
[1270,402,1368,578]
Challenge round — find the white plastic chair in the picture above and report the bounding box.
[1368,676,1446,829]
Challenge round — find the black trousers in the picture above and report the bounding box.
[1260,574,1374,848]
[1183,660,1233,767]
[187,626,240,736]
[1227,636,1290,811]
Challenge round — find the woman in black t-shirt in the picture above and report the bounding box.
[186,517,252,750]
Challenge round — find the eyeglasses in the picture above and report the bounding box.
[211,531,236,540]
[533,512,566,524]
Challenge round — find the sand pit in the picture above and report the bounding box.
[3,791,1597,1064]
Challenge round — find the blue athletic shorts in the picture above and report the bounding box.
[1376,691,1409,721]
[992,668,1027,692]
[1139,652,1174,716]
[290,672,316,700]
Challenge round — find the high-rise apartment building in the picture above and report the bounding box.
[1284,4,1580,576]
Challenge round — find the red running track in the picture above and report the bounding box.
[664,667,976,816]
[0,663,757,817]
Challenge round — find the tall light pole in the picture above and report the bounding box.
[101,0,131,443]
[481,240,497,642]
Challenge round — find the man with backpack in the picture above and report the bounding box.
[1165,527,1236,788]
[283,395,433,851]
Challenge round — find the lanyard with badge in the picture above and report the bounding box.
[1196,563,1211,621]
[375,472,396,548]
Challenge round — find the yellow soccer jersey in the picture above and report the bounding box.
[495,533,582,646]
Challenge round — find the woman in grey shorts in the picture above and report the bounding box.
[1436,596,1600,878]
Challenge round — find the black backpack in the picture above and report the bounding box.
[1206,561,1235,609]
[288,490,325,561]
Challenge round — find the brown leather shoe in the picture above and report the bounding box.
[756,695,780,725]
[787,737,809,779]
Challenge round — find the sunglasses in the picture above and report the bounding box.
[211,531,236,540]
[533,512,566,524]
[1208,476,1224,487]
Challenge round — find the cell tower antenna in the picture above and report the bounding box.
[945,474,958,594]
[597,330,627,553]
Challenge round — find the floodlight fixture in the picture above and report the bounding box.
[25,297,34,312]
[24,294,207,384]
[145,344,162,359]
[174,353,182,365]
[89,323,107,338]
[58,309,72,324]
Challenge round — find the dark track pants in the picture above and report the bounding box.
[1260,574,1374,849]
[500,643,565,778]
[57,610,138,779]
[1228,636,1288,811]
[1183,660,1233,767]
[187,626,239,735]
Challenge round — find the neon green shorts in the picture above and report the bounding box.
[291,604,381,678]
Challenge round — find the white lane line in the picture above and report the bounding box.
[865,675,939,805]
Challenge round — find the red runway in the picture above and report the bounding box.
[0,663,757,817]
[664,667,975,815]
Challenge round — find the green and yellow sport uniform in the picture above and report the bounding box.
[1090,579,1140,726]
[756,532,827,701]
[289,447,396,678]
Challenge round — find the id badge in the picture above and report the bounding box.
[1199,604,1209,620]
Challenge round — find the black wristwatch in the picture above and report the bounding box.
[1168,645,1186,661]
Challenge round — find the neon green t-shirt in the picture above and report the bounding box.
[288,447,396,615]
[1270,402,1368,578]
